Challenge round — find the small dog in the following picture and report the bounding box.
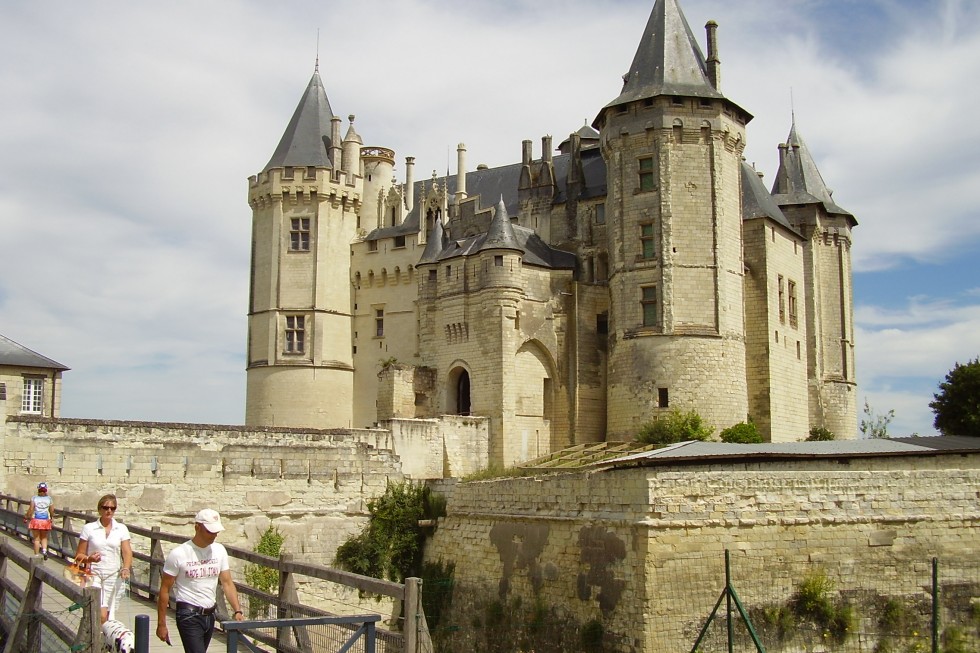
[101,619,135,653]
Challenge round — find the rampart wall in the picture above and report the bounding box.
[1,416,404,564]
[424,454,980,652]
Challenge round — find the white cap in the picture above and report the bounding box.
[194,508,225,533]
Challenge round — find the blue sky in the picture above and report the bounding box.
[1,0,978,436]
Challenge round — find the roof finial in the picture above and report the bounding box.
[790,87,796,125]
[315,29,320,73]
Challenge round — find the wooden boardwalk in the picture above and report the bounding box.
[1,530,234,652]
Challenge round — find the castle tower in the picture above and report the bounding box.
[245,71,361,428]
[594,0,752,438]
[771,122,858,438]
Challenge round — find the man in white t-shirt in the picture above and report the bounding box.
[156,509,244,652]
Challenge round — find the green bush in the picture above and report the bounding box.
[807,426,835,441]
[720,422,763,443]
[637,409,713,445]
[334,481,443,582]
[243,526,284,618]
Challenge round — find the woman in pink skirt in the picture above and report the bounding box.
[25,482,54,559]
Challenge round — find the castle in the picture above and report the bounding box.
[244,0,857,466]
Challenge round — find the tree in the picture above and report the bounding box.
[806,426,835,442]
[243,525,284,618]
[859,399,894,439]
[929,357,980,437]
[720,422,763,443]
[637,409,713,445]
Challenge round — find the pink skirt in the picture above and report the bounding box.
[29,518,52,531]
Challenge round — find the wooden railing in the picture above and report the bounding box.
[0,494,428,653]
[0,539,101,652]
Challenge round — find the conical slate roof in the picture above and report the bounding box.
[480,197,522,253]
[418,214,445,264]
[0,334,69,371]
[264,72,335,171]
[771,123,854,220]
[740,160,799,236]
[603,0,724,111]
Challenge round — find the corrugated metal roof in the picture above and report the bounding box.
[593,436,980,469]
[0,334,69,371]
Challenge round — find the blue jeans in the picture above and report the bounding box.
[175,606,215,653]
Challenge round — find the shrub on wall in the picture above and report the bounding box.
[243,526,284,618]
[334,480,444,582]
[806,426,835,441]
[720,422,763,443]
[636,409,713,445]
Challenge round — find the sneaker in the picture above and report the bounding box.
[42,549,47,560]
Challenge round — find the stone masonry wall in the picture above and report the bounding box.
[424,454,980,652]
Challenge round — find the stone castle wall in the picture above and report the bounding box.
[424,453,980,652]
[2,416,403,564]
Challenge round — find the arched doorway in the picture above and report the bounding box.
[447,366,471,416]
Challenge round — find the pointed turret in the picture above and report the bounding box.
[418,213,445,264]
[264,72,335,171]
[481,197,522,253]
[602,0,723,112]
[771,123,855,222]
[741,160,796,234]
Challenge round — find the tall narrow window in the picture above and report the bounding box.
[638,157,655,191]
[21,377,43,414]
[285,315,305,353]
[595,203,606,225]
[375,308,385,337]
[640,223,655,259]
[778,275,786,324]
[641,286,658,327]
[289,218,310,251]
[788,280,798,328]
[658,387,669,408]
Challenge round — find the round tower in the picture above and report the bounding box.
[245,71,360,429]
[595,2,752,438]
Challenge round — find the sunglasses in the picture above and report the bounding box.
[99,505,117,511]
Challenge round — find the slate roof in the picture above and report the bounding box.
[424,223,577,271]
[0,334,69,371]
[593,436,980,469]
[740,159,800,236]
[601,0,726,112]
[264,72,335,171]
[770,122,854,221]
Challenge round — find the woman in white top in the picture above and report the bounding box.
[74,494,134,623]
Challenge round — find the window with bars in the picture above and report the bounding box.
[375,308,385,337]
[289,218,310,251]
[21,377,43,414]
[788,280,798,328]
[284,315,305,354]
[639,157,655,191]
[641,286,658,327]
[640,223,655,259]
[778,275,786,324]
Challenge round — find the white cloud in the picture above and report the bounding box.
[1,0,977,428]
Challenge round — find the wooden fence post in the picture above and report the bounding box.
[149,525,164,600]
[73,585,102,653]
[2,555,44,653]
[403,576,421,653]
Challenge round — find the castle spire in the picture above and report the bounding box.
[601,0,723,113]
[771,122,854,220]
[480,196,521,252]
[263,72,335,171]
[418,211,445,264]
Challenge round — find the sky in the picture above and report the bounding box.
[1,0,978,436]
